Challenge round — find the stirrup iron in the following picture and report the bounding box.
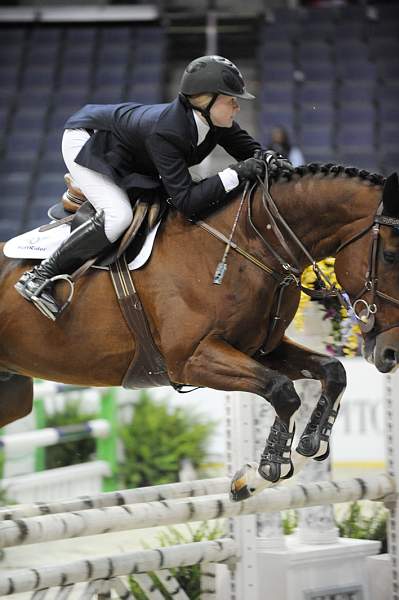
[31,275,75,321]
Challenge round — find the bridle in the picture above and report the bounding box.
[197,164,399,346]
[335,206,399,337]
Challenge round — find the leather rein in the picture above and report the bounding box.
[197,166,399,347]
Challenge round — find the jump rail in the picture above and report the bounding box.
[0,420,110,452]
[0,476,230,520]
[0,538,237,596]
[1,384,119,497]
[0,473,393,549]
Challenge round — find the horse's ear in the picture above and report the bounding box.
[382,173,399,217]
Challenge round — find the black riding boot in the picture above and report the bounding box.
[15,211,110,320]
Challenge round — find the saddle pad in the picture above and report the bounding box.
[3,221,161,271]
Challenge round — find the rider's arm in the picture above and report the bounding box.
[146,132,239,219]
[219,123,294,174]
[218,121,262,161]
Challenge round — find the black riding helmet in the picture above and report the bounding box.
[180,55,255,128]
[180,55,255,100]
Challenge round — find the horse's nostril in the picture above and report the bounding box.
[383,347,397,364]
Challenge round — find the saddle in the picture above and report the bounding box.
[46,174,170,389]
[46,173,165,268]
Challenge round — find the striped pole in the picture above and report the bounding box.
[30,384,119,492]
[0,477,230,520]
[0,474,393,549]
[0,538,237,596]
[0,420,110,453]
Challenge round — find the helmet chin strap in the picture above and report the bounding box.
[190,93,218,130]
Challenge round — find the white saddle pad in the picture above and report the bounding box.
[3,221,161,271]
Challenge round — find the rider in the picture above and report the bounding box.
[15,55,293,320]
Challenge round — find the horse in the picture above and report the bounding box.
[0,163,398,502]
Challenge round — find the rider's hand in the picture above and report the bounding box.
[229,158,265,182]
[258,150,294,174]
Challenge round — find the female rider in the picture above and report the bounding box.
[15,55,293,319]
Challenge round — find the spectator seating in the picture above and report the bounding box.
[0,22,166,240]
[259,2,399,174]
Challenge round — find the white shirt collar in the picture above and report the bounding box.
[192,109,210,146]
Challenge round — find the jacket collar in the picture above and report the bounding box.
[177,93,199,147]
[192,109,209,145]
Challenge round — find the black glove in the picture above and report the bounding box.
[257,150,294,174]
[229,157,265,183]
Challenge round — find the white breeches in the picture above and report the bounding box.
[62,128,133,243]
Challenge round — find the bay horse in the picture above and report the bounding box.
[0,163,398,502]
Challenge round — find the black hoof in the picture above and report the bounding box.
[230,463,259,502]
[280,462,295,479]
[314,446,330,462]
[230,482,252,502]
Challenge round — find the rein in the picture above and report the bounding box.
[198,166,344,300]
[196,166,340,353]
[197,166,399,345]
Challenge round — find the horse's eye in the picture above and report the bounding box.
[383,251,396,264]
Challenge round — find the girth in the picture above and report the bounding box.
[109,254,170,389]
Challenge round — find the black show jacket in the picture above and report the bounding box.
[64,94,261,219]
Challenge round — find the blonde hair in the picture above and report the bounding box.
[187,93,213,109]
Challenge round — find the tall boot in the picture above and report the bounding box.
[15,211,110,320]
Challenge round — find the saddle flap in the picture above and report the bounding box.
[117,201,149,258]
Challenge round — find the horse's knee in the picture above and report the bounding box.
[321,357,347,396]
[267,375,300,418]
[0,374,33,428]
[20,395,33,419]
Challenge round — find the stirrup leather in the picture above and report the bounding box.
[31,275,75,321]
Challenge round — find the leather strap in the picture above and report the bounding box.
[110,255,169,389]
[197,220,284,282]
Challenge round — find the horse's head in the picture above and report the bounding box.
[336,172,399,372]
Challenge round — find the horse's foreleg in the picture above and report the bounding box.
[0,373,33,427]
[180,336,301,500]
[258,336,347,463]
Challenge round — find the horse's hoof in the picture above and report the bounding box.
[230,462,266,502]
[313,445,330,462]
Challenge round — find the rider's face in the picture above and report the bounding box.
[210,95,240,127]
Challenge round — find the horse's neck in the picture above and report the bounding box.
[265,176,381,266]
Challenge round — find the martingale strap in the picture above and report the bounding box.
[110,255,169,389]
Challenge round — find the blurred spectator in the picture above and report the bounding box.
[268,126,305,167]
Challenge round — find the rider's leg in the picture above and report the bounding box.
[14,129,133,319]
[15,210,110,317]
[61,129,133,245]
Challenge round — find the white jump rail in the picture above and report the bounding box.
[0,476,230,520]
[0,473,393,549]
[0,538,237,596]
[0,420,110,453]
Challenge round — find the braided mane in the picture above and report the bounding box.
[272,162,386,186]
